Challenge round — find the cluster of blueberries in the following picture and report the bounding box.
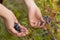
[14,22,21,32]
[14,16,57,40]
[42,16,56,40]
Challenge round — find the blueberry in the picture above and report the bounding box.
[42,31,48,37]
[46,16,50,23]
[14,23,21,32]
[44,16,50,23]
[42,33,45,37]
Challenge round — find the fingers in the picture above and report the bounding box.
[4,14,28,37]
[6,22,28,37]
[28,8,38,28]
[21,27,28,35]
[37,22,41,27]
[0,4,28,37]
[35,8,46,29]
[11,23,28,37]
[18,24,28,35]
[38,15,46,30]
[9,12,28,37]
[7,28,27,37]
[30,21,39,28]
[30,20,41,28]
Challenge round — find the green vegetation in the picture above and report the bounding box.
[0,0,60,40]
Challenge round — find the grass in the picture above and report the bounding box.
[0,0,60,40]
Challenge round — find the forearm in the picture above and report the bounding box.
[24,0,36,8]
[0,4,13,20]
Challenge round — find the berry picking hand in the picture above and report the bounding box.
[25,0,46,30]
[28,6,46,29]
[0,4,28,37]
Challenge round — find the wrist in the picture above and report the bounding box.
[24,0,37,8]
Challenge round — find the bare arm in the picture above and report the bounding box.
[0,4,14,23]
[24,0,36,8]
[24,0,46,29]
[0,4,13,20]
[0,4,28,37]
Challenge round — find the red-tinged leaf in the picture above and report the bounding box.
[56,21,60,24]
[49,17,54,21]
[50,13,56,17]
